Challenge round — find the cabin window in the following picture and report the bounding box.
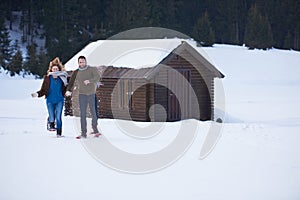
[118,79,134,109]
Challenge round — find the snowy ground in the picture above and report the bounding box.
[0,44,300,200]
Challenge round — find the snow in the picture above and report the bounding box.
[6,11,46,56]
[64,38,209,70]
[1,43,300,200]
[205,44,300,123]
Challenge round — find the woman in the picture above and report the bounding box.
[31,57,68,137]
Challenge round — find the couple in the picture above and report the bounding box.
[32,56,101,139]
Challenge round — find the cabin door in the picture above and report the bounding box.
[168,69,191,121]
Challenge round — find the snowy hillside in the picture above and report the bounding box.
[0,44,300,200]
[7,11,45,55]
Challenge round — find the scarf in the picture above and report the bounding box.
[78,65,88,71]
[48,71,68,86]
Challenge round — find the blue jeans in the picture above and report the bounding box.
[47,100,64,129]
[79,94,98,134]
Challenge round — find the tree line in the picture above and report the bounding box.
[0,0,299,77]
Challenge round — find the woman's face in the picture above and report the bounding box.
[52,66,59,72]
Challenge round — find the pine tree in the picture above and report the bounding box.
[281,0,300,50]
[244,4,273,49]
[37,47,49,76]
[7,39,23,75]
[202,0,239,44]
[283,31,293,49]
[148,0,164,27]
[24,43,39,77]
[8,49,23,76]
[0,17,12,69]
[192,12,215,46]
[106,0,152,34]
[295,28,300,50]
[2,0,299,57]
[159,0,182,30]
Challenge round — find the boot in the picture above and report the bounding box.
[49,122,56,131]
[56,128,62,137]
[47,121,56,131]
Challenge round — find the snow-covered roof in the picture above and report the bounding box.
[64,38,214,71]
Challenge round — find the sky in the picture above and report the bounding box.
[0,42,300,200]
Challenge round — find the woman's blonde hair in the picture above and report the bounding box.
[47,57,65,74]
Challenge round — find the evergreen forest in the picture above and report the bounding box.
[0,0,299,77]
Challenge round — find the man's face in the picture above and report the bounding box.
[78,58,86,68]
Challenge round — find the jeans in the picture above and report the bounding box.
[79,94,98,134]
[47,100,64,129]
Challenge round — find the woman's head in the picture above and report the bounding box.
[47,57,65,74]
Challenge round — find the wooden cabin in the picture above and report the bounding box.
[64,39,224,122]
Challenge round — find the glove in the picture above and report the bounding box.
[65,91,72,97]
[31,93,38,98]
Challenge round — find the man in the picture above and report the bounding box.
[65,56,101,139]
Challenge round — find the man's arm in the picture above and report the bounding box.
[89,67,101,84]
[66,69,78,92]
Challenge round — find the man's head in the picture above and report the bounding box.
[78,56,87,68]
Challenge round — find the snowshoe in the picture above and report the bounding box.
[89,132,102,137]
